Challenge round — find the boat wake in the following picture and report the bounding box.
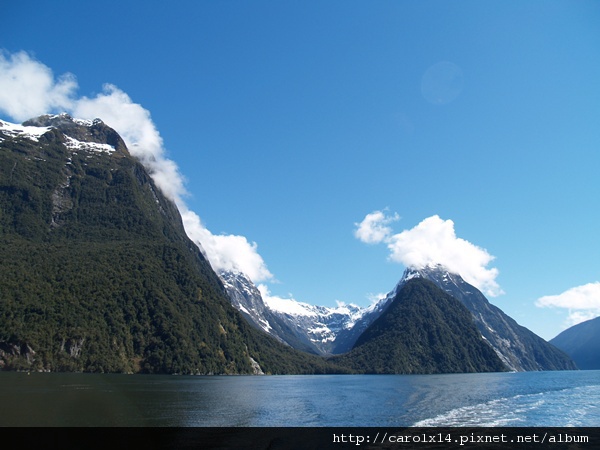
[413,385,600,427]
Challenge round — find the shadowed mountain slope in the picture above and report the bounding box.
[408,265,577,371]
[330,278,507,374]
[550,316,600,370]
[0,115,347,375]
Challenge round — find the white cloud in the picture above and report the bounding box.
[72,84,188,205]
[0,50,77,121]
[257,284,315,316]
[355,211,502,297]
[536,282,600,328]
[354,210,399,244]
[563,310,599,328]
[366,292,388,305]
[0,50,272,284]
[181,209,272,282]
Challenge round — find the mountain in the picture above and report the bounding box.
[406,264,577,371]
[222,264,577,373]
[0,115,347,375]
[329,278,507,374]
[550,316,600,369]
[5,114,567,376]
[221,265,577,372]
[220,269,374,354]
[219,270,322,354]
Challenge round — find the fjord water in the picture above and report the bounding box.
[1,371,598,427]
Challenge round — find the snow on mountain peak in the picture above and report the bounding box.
[1,116,118,154]
[0,119,51,142]
[258,286,319,318]
[64,135,115,154]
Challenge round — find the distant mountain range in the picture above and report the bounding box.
[550,316,600,370]
[223,265,576,371]
[0,115,576,374]
[220,269,378,355]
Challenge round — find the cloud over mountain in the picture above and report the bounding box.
[354,210,400,244]
[536,282,600,328]
[0,50,77,121]
[0,50,272,283]
[182,209,272,282]
[355,211,502,297]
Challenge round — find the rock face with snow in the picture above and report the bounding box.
[0,115,344,374]
[220,270,370,354]
[223,264,576,371]
[22,114,130,155]
[397,265,577,371]
[219,270,322,354]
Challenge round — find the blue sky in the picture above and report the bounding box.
[1,0,599,340]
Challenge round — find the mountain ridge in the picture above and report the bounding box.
[0,115,347,375]
[0,115,576,375]
[220,269,386,354]
[223,264,576,371]
[329,277,507,374]
[550,316,600,369]
[395,264,577,371]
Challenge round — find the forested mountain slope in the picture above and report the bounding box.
[0,115,346,375]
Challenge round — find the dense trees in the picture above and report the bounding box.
[0,117,507,375]
[330,279,507,374]
[0,122,345,374]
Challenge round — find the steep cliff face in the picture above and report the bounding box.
[330,278,507,374]
[220,269,391,355]
[0,115,344,375]
[219,270,322,354]
[405,265,577,371]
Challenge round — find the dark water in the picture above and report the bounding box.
[1,370,598,427]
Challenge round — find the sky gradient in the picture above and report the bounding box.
[1,0,599,340]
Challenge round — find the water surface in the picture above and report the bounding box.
[1,370,598,426]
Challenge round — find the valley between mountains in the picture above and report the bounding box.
[0,115,578,374]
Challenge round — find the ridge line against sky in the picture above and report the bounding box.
[1,1,599,340]
[1,49,597,336]
[0,54,504,296]
[0,50,274,284]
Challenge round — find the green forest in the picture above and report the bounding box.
[0,121,347,374]
[330,278,507,374]
[0,117,508,375]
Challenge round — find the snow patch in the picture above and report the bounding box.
[64,136,115,154]
[258,318,272,333]
[0,119,50,142]
[237,304,251,316]
[263,296,318,317]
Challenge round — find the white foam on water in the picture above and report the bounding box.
[413,385,600,427]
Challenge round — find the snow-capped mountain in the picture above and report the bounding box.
[222,264,576,371]
[219,267,422,355]
[219,270,324,354]
[1,114,129,155]
[220,270,390,354]
[402,264,577,371]
[3,114,345,374]
[219,270,274,335]
[330,276,508,374]
[1,119,52,142]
